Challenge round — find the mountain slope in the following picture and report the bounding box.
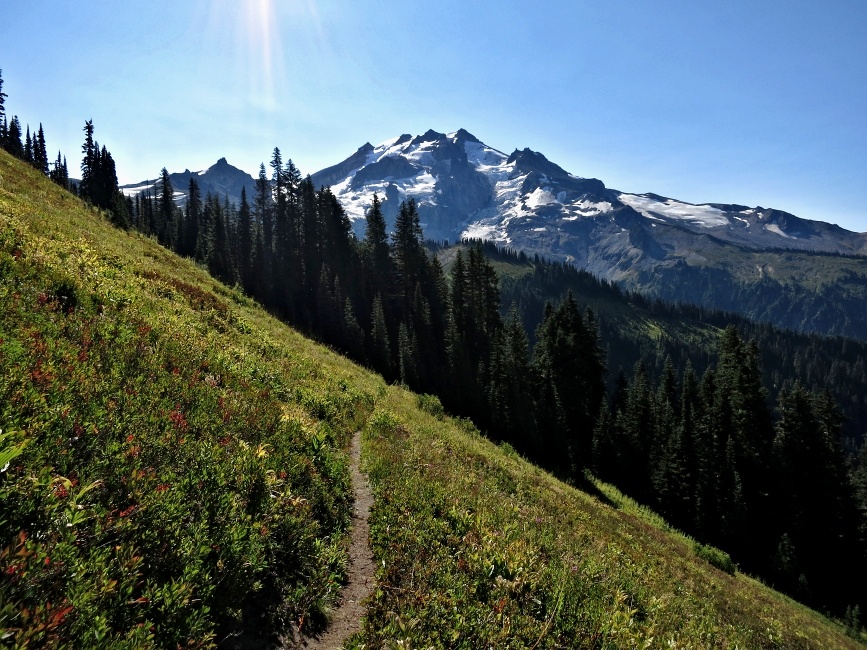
[120,157,256,207]
[1,150,862,648]
[313,130,867,339]
[436,241,867,446]
[360,388,863,648]
[313,128,867,254]
[0,150,378,645]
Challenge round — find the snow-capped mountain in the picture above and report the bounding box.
[313,129,867,339]
[311,129,867,263]
[120,158,256,208]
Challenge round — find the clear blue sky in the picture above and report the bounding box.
[2,0,866,232]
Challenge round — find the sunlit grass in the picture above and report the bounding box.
[358,384,863,648]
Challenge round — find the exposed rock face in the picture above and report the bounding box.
[312,129,867,339]
[120,158,257,208]
[310,128,867,258]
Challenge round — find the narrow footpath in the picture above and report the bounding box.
[301,430,375,649]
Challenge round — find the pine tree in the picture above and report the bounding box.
[34,124,48,174]
[7,116,23,157]
[532,291,605,474]
[392,199,426,309]
[23,125,33,164]
[488,306,538,452]
[237,186,253,292]
[363,194,390,273]
[158,168,176,247]
[398,321,419,386]
[50,151,69,188]
[316,264,338,343]
[711,327,774,567]
[772,383,858,608]
[79,120,96,199]
[343,298,366,362]
[370,293,393,379]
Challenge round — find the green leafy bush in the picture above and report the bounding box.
[693,542,737,575]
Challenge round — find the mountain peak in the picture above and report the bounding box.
[411,129,446,146]
[507,147,574,180]
[453,128,481,144]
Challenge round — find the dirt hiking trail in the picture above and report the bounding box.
[300,430,375,649]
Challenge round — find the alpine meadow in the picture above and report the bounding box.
[2,8,867,646]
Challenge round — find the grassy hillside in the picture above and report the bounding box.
[357,390,863,648]
[0,150,382,646]
[1,150,862,648]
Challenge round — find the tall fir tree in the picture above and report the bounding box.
[370,293,393,380]
[158,167,176,248]
[23,125,33,163]
[236,186,253,293]
[5,116,22,157]
[79,120,96,199]
[34,123,48,174]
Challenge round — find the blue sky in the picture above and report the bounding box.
[2,0,866,232]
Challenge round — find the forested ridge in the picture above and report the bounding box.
[4,67,867,630]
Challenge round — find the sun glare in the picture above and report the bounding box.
[241,0,283,110]
[195,0,330,112]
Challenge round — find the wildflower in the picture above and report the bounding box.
[169,406,188,432]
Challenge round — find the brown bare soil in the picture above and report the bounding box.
[297,430,375,649]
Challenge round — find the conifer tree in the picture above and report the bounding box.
[7,116,23,157]
[363,194,390,274]
[252,163,272,300]
[343,298,366,362]
[158,167,176,247]
[24,125,33,163]
[34,124,48,174]
[392,199,426,308]
[533,291,605,473]
[49,151,69,188]
[237,186,253,292]
[79,120,95,198]
[370,293,393,379]
[772,383,857,607]
[489,306,538,451]
[316,264,338,342]
[398,321,419,386]
[592,402,615,478]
